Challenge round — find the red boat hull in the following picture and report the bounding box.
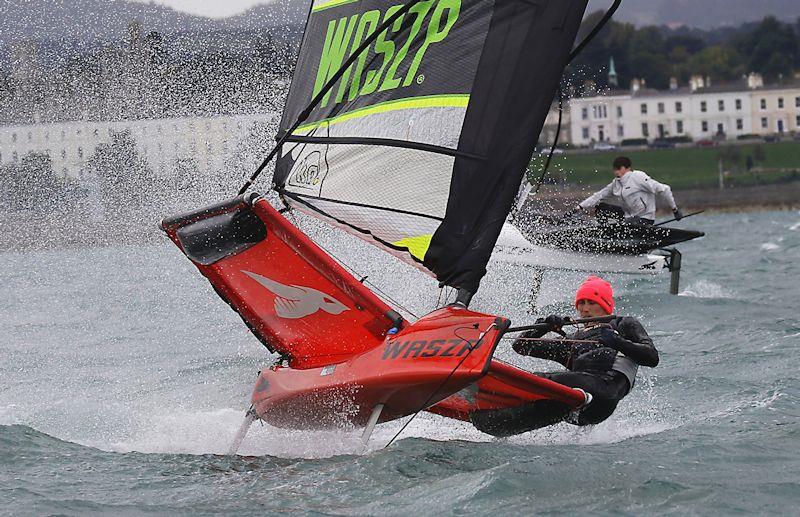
[250,306,508,429]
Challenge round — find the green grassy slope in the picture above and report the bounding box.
[530,141,800,189]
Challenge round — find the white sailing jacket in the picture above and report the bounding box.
[578,170,677,221]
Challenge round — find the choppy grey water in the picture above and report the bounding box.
[1,209,799,515]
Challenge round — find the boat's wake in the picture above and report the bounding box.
[1,382,783,460]
[679,280,735,299]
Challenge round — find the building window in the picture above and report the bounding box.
[736,99,742,110]
[641,123,649,137]
[717,123,724,134]
[27,132,32,141]
[640,103,648,115]
[12,133,17,142]
[581,107,588,120]
[796,115,800,126]
[617,125,624,137]
[736,119,743,130]
[796,96,800,108]
[760,98,767,110]
[761,117,768,128]
[718,100,724,111]
[702,121,708,132]
[778,97,784,109]
[675,102,682,113]
[616,106,623,117]
[77,147,83,159]
[658,102,664,114]
[582,127,589,139]
[61,149,66,159]
[701,101,707,113]
[592,105,607,119]
[676,120,684,133]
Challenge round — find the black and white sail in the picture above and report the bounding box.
[274,0,588,293]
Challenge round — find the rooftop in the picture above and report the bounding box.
[577,78,800,100]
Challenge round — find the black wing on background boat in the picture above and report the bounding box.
[524,222,705,255]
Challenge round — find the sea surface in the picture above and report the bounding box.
[1,209,799,515]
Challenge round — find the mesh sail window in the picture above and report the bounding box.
[275,0,588,292]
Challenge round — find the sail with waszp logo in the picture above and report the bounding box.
[275,0,587,294]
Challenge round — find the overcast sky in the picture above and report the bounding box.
[128,0,278,18]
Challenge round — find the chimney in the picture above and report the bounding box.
[669,77,678,90]
[747,72,764,89]
[689,74,705,92]
[630,78,641,93]
[705,75,711,88]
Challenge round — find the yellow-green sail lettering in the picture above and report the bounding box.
[346,10,380,102]
[360,5,404,96]
[403,0,460,87]
[380,0,433,92]
[313,15,358,108]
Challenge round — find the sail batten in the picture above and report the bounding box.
[285,135,485,160]
[275,0,588,293]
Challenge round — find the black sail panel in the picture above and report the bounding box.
[426,0,588,292]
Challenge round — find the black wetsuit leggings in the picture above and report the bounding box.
[469,371,630,436]
[537,370,630,425]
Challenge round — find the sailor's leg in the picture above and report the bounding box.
[470,399,573,437]
[538,371,628,426]
[357,403,385,454]
[227,407,257,455]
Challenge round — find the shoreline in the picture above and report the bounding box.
[532,181,800,214]
[2,182,798,252]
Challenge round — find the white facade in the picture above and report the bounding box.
[569,82,800,146]
[0,113,278,179]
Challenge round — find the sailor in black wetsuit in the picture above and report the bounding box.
[513,275,659,426]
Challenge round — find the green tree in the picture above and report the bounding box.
[735,17,799,80]
[687,45,745,82]
[0,152,77,212]
[85,130,158,220]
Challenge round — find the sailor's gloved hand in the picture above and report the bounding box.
[673,208,684,220]
[543,314,568,332]
[596,328,623,348]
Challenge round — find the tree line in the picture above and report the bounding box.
[0,25,297,125]
[570,14,800,90]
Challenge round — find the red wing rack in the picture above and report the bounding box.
[161,193,402,369]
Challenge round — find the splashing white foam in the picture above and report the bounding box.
[679,280,734,299]
[789,221,800,231]
[760,242,781,252]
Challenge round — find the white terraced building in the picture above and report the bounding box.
[0,113,278,180]
[569,74,800,146]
